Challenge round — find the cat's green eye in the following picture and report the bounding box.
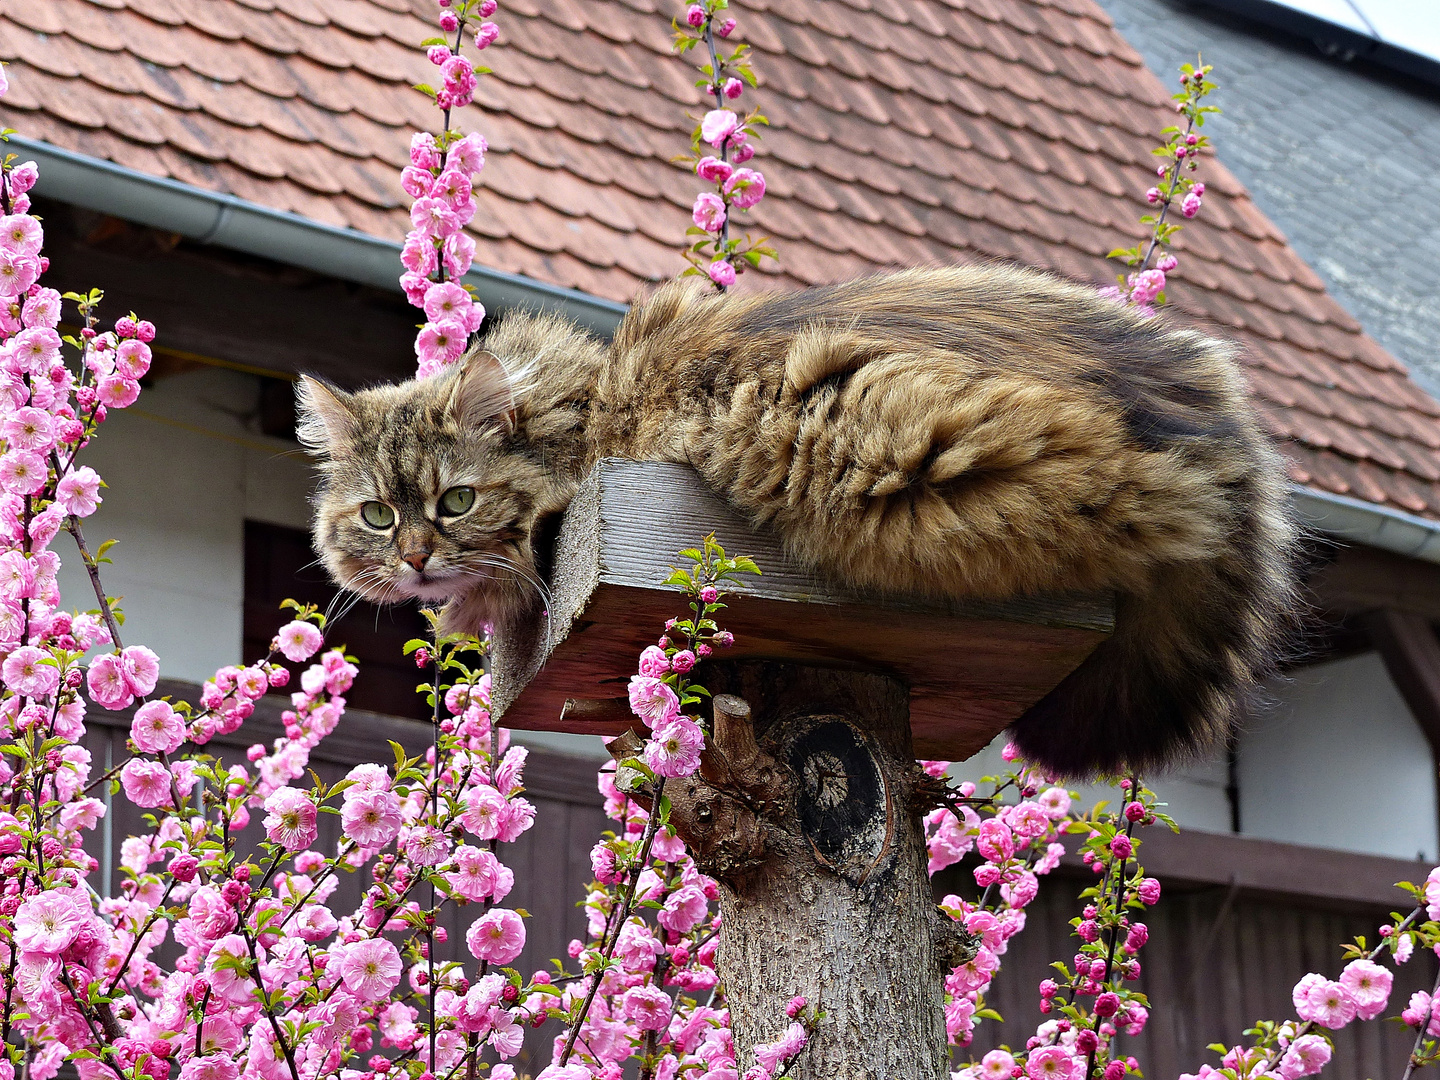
[439,486,476,516]
[360,502,395,529]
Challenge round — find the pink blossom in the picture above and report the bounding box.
[415,320,468,366]
[722,77,744,99]
[623,984,674,1031]
[700,109,739,147]
[696,156,733,184]
[341,788,403,847]
[724,168,765,209]
[657,883,709,933]
[755,1022,807,1072]
[1129,269,1166,306]
[716,17,736,36]
[56,467,102,517]
[1339,957,1392,1020]
[685,4,705,26]
[339,938,402,1002]
[0,449,46,495]
[466,908,526,964]
[2,407,53,452]
[450,133,488,176]
[88,652,136,709]
[1278,1034,1331,1080]
[14,891,84,953]
[627,675,680,727]
[1404,990,1440,1034]
[980,1051,1017,1080]
[115,340,152,379]
[692,192,727,233]
[976,819,1015,863]
[1026,1046,1076,1080]
[276,620,323,662]
[120,759,173,808]
[182,1058,240,1080]
[401,232,438,277]
[96,374,141,408]
[447,844,510,902]
[707,259,737,287]
[263,787,318,850]
[1136,877,1161,905]
[423,282,484,333]
[9,162,37,196]
[497,796,536,842]
[536,1067,591,1080]
[122,645,160,696]
[4,645,57,697]
[1181,191,1203,217]
[410,197,461,239]
[461,783,508,839]
[637,644,670,678]
[131,701,185,754]
[404,825,450,866]
[0,214,42,256]
[0,251,39,296]
[1302,979,1356,1029]
[443,232,476,279]
[474,21,500,48]
[23,288,60,329]
[1036,786,1071,819]
[645,717,705,777]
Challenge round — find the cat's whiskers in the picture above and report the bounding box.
[450,556,554,640]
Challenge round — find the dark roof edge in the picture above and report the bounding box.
[12,135,629,337]
[1197,0,1440,89]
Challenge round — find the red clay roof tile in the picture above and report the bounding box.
[3,0,1439,517]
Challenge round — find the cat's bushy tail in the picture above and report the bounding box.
[1009,456,1302,778]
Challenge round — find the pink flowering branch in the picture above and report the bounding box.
[401,0,496,375]
[551,537,757,1074]
[1105,57,1217,311]
[674,1,776,289]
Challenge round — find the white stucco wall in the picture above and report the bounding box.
[1239,652,1438,862]
[55,367,314,685]
[951,651,1439,861]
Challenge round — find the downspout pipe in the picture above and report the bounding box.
[17,138,1440,566]
[13,135,629,337]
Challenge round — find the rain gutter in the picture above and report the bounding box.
[11,135,628,337]
[1291,486,1440,565]
[17,138,1440,565]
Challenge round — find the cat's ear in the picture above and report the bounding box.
[295,376,360,455]
[446,349,516,433]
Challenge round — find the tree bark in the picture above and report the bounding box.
[657,662,976,1079]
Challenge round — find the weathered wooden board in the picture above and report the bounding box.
[491,459,1114,761]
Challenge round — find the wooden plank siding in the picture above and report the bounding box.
[939,867,1437,1080]
[80,688,1434,1076]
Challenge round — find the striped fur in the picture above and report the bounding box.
[299,265,1300,776]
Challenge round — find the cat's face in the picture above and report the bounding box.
[297,352,552,631]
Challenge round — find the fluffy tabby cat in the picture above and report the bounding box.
[298,265,1299,776]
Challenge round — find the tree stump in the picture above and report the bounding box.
[652,664,976,1078]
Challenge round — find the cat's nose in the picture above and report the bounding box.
[402,550,431,571]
